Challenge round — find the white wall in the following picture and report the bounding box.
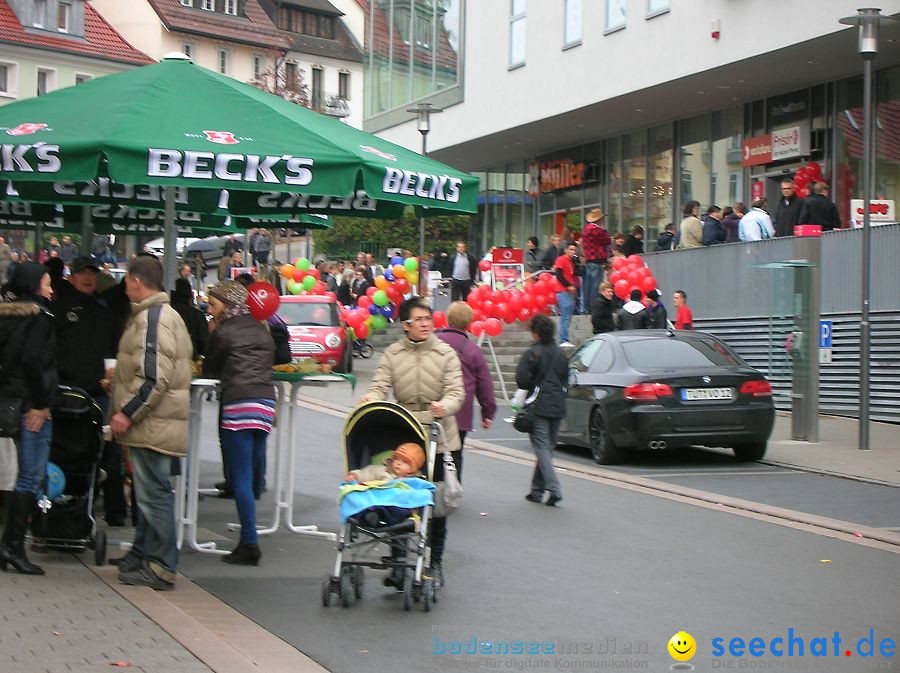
[328,0,365,47]
[375,0,896,155]
[295,56,364,128]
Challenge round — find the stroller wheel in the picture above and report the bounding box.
[339,570,355,608]
[94,530,107,567]
[351,566,364,599]
[421,579,433,613]
[321,575,334,608]
[401,572,414,612]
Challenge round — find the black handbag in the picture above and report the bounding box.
[0,398,22,438]
[513,350,560,434]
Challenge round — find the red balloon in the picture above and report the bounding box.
[365,286,377,298]
[517,307,532,322]
[293,269,305,282]
[358,295,373,309]
[546,292,558,306]
[386,286,402,303]
[493,302,507,319]
[612,257,628,270]
[614,279,630,299]
[307,268,320,280]
[355,323,369,339]
[636,266,651,277]
[503,308,517,324]
[472,309,486,322]
[478,259,492,272]
[246,282,280,320]
[313,280,326,294]
[395,278,410,294]
[466,294,482,310]
[326,291,337,301]
[641,276,657,292]
[484,318,503,337]
[433,311,448,329]
[469,320,484,336]
[626,254,643,266]
[609,270,623,285]
[482,300,495,316]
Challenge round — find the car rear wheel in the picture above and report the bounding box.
[733,442,767,461]
[589,410,624,465]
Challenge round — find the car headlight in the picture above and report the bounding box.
[325,333,341,349]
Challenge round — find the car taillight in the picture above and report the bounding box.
[624,383,674,401]
[740,380,772,397]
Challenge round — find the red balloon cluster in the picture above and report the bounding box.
[463,273,562,337]
[793,161,825,199]
[608,255,659,302]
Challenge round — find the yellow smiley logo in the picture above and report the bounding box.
[667,631,696,662]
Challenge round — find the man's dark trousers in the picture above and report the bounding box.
[451,279,471,302]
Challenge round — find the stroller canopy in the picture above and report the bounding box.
[343,402,427,474]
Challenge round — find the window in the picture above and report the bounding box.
[564,0,582,47]
[201,0,214,10]
[278,7,334,38]
[0,63,16,97]
[182,43,193,59]
[338,71,349,100]
[509,0,526,68]
[623,337,744,369]
[285,62,298,91]
[36,69,56,96]
[33,0,46,27]
[311,66,323,110]
[647,0,670,17]
[217,49,228,75]
[57,0,71,32]
[570,340,605,372]
[180,0,193,6]
[606,0,625,32]
[224,0,238,16]
[75,73,92,85]
[252,55,263,79]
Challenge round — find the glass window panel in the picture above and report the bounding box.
[510,17,526,66]
[622,130,647,235]
[606,0,625,31]
[435,0,461,92]
[488,169,505,247]
[647,124,673,241]
[606,136,622,233]
[711,106,743,211]
[511,0,525,15]
[564,0,582,45]
[679,114,711,212]
[874,68,900,211]
[647,0,669,15]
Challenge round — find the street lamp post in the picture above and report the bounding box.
[839,8,896,450]
[407,103,442,298]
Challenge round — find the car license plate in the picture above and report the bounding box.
[682,387,733,401]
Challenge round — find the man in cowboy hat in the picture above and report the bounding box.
[579,207,610,313]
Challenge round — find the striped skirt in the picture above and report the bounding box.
[221,399,276,434]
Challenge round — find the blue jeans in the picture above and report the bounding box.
[528,416,562,499]
[556,291,574,343]
[14,418,52,494]
[582,262,603,314]
[220,429,268,545]
[129,446,178,577]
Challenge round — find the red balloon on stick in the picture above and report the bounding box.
[478,259,492,272]
[246,282,281,320]
[484,318,503,337]
[433,311,448,329]
[355,323,369,339]
[469,320,485,336]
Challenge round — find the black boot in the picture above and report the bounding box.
[428,517,447,587]
[0,492,44,576]
[222,543,261,566]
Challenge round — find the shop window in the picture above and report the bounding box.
[711,106,744,211]
[648,124,674,240]
[622,130,648,237]
[510,0,526,68]
[564,0,582,48]
[606,0,625,33]
[606,136,622,232]
[679,114,712,213]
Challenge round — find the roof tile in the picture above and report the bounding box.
[146,0,290,50]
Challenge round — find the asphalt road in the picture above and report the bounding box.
[175,397,900,673]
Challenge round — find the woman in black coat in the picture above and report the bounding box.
[0,263,57,575]
[203,280,275,566]
[515,314,569,506]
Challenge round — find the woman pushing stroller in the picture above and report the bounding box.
[359,297,463,586]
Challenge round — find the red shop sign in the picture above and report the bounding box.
[491,247,524,264]
[741,135,773,167]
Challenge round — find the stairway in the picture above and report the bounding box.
[366,315,595,400]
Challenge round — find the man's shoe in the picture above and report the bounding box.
[222,543,260,566]
[560,341,575,347]
[109,554,142,572]
[118,562,174,591]
[524,493,543,503]
[546,495,562,507]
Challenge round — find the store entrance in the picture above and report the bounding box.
[759,165,804,209]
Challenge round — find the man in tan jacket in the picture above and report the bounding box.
[109,256,191,590]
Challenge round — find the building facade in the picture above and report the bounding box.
[362,1,900,252]
[0,0,153,106]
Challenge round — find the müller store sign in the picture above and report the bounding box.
[741,125,810,167]
[527,158,586,197]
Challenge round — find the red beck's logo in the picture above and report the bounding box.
[359,145,397,162]
[5,123,48,136]
[203,130,238,145]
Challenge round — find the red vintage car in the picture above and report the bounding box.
[278,295,352,373]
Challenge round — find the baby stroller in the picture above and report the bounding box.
[322,401,439,612]
[30,386,107,566]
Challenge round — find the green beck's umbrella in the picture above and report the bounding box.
[0,55,478,218]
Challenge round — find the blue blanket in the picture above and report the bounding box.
[338,478,435,523]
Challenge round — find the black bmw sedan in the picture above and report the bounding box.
[557,330,775,464]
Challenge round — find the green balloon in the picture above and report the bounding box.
[371,314,388,330]
[373,289,389,307]
[404,257,418,272]
[296,257,310,271]
[302,275,316,290]
[289,281,302,295]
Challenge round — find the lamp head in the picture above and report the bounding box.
[839,8,897,59]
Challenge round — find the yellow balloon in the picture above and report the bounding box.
[407,270,419,286]
[392,264,406,278]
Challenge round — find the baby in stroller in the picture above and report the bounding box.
[343,442,427,528]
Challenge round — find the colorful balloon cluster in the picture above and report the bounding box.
[792,161,825,199]
[338,256,420,340]
[279,257,337,302]
[608,254,658,302]
[462,273,562,337]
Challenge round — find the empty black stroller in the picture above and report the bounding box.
[30,386,107,566]
[322,401,440,612]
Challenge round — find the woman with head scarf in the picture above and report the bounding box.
[0,263,57,574]
[202,281,275,566]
